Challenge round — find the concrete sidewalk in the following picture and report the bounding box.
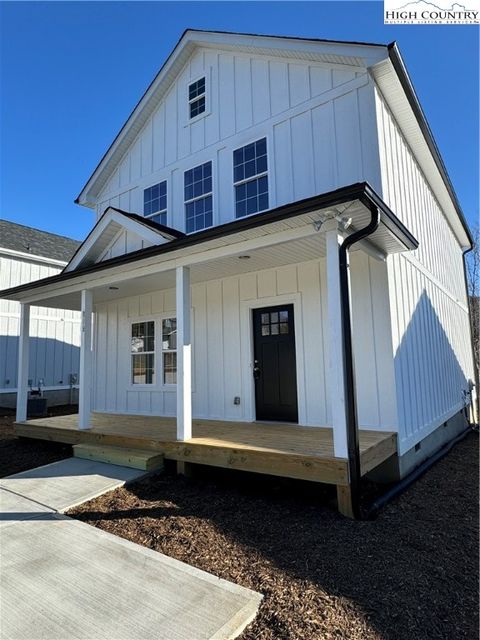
[0,459,262,640]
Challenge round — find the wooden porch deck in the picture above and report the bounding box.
[14,413,397,489]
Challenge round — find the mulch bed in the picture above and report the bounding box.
[70,431,479,640]
[0,406,75,477]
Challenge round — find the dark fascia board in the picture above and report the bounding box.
[387,42,473,247]
[74,29,388,206]
[109,207,185,238]
[63,206,185,273]
[2,183,417,299]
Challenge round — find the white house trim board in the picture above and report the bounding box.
[15,303,30,423]
[64,208,179,272]
[240,292,307,425]
[0,247,67,268]
[79,290,93,429]
[176,266,192,440]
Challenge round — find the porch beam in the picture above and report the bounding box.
[16,303,30,423]
[15,224,320,306]
[176,266,192,441]
[79,289,93,430]
[324,219,349,460]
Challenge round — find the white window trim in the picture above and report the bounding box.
[130,319,156,387]
[128,315,178,390]
[161,316,177,388]
[184,161,214,234]
[184,70,211,126]
[143,179,168,225]
[233,136,270,220]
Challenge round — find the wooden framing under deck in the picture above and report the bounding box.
[14,413,397,515]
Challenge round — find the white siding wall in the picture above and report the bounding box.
[94,48,381,227]
[375,88,474,452]
[93,255,396,430]
[0,254,81,393]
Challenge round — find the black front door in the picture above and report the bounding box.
[252,304,298,422]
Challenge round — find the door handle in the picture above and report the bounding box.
[253,361,261,380]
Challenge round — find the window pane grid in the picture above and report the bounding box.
[131,322,155,385]
[233,138,269,219]
[162,318,177,384]
[189,77,206,119]
[144,181,167,223]
[184,162,213,233]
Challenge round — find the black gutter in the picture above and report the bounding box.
[0,183,418,299]
[338,197,381,519]
[387,43,473,247]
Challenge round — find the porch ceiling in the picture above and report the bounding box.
[0,184,418,310]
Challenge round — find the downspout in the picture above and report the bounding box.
[338,200,380,520]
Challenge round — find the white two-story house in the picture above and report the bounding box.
[2,30,475,518]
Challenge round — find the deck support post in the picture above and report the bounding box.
[176,266,192,441]
[16,303,31,423]
[324,219,349,460]
[79,289,93,430]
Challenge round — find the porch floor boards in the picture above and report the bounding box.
[14,413,396,488]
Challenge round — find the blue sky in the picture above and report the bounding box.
[1,1,478,241]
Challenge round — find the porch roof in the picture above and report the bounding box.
[0,183,417,310]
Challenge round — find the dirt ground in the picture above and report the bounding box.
[0,406,74,476]
[70,431,479,640]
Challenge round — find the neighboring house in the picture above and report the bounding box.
[0,220,81,407]
[1,30,475,517]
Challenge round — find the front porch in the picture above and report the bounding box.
[14,413,397,515]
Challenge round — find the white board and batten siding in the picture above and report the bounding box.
[94,47,382,228]
[93,255,397,432]
[375,88,474,454]
[0,254,81,393]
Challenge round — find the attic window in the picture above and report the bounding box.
[189,77,206,119]
[144,181,167,226]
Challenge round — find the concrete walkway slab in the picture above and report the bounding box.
[1,514,262,640]
[0,458,147,512]
[0,488,54,529]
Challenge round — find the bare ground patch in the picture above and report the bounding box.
[70,431,479,640]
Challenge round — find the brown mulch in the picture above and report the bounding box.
[0,406,75,476]
[70,431,479,640]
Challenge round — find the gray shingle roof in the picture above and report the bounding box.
[0,219,81,263]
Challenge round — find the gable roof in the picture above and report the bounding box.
[75,29,387,208]
[74,28,472,248]
[0,219,81,263]
[63,207,185,272]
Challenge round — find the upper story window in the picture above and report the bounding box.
[144,181,167,226]
[233,138,269,218]
[184,161,213,233]
[188,77,206,119]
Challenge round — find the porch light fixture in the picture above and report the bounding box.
[338,216,353,231]
[108,286,119,290]
[238,255,251,260]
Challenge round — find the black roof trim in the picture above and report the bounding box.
[63,206,185,273]
[387,42,473,246]
[108,207,185,238]
[2,183,417,299]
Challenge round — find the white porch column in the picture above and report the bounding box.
[16,303,30,423]
[176,266,192,441]
[79,289,93,430]
[324,219,348,459]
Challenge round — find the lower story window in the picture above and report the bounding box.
[131,321,155,384]
[162,318,177,384]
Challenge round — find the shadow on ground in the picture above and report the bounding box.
[70,432,479,640]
